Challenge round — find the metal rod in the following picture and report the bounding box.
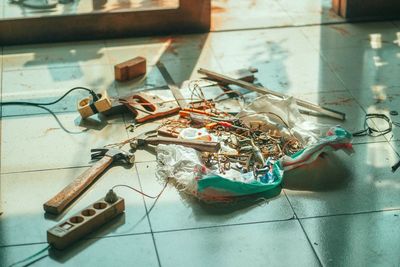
[198,68,346,121]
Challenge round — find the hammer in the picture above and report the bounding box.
[43,148,134,215]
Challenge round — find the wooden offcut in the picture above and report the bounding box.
[114,56,147,82]
[77,91,112,119]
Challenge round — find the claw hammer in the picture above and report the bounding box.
[43,148,134,215]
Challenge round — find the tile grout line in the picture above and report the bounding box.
[210,18,396,34]
[0,231,153,249]
[282,189,324,267]
[2,207,399,249]
[134,163,162,267]
[298,207,400,221]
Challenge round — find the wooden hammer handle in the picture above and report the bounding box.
[145,137,221,152]
[43,156,113,215]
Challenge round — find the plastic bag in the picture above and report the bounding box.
[156,95,353,201]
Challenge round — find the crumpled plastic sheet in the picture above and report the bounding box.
[156,94,354,201]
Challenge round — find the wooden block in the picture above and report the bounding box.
[47,196,125,250]
[114,56,146,82]
[77,91,112,118]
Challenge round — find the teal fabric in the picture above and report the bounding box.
[196,126,352,198]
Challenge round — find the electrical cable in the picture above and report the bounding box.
[7,244,50,267]
[1,87,99,107]
[112,178,169,199]
[352,113,400,172]
[352,113,392,137]
[1,87,98,134]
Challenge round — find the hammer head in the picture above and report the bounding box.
[91,148,135,164]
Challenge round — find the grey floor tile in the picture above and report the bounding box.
[136,161,294,232]
[105,33,213,66]
[302,22,399,51]
[210,27,315,59]
[388,141,400,165]
[284,142,400,218]
[0,113,128,173]
[321,46,400,93]
[277,0,344,25]
[0,233,158,267]
[301,210,400,267]
[3,41,108,71]
[0,166,150,246]
[211,0,293,31]
[155,220,320,267]
[217,49,347,96]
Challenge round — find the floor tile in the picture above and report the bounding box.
[3,41,108,71]
[284,142,400,218]
[155,220,320,267]
[217,49,346,95]
[105,33,212,66]
[322,46,400,92]
[1,65,117,116]
[277,0,344,25]
[388,141,400,166]
[302,22,399,51]
[0,166,150,246]
[0,234,158,267]
[301,210,400,267]
[211,0,293,31]
[136,161,294,232]
[0,113,128,173]
[210,27,315,59]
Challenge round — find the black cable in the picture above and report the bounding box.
[1,87,98,107]
[352,113,392,137]
[1,87,98,134]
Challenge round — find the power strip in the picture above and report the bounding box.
[47,195,125,250]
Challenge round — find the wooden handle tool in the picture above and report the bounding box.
[198,68,346,121]
[140,136,221,153]
[43,156,113,215]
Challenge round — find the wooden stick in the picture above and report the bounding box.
[141,137,221,153]
[198,68,346,121]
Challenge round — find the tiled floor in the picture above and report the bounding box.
[2,2,400,267]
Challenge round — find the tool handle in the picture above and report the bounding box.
[43,156,113,215]
[198,68,345,121]
[145,137,221,152]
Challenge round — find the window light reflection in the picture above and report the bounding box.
[370,33,382,49]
